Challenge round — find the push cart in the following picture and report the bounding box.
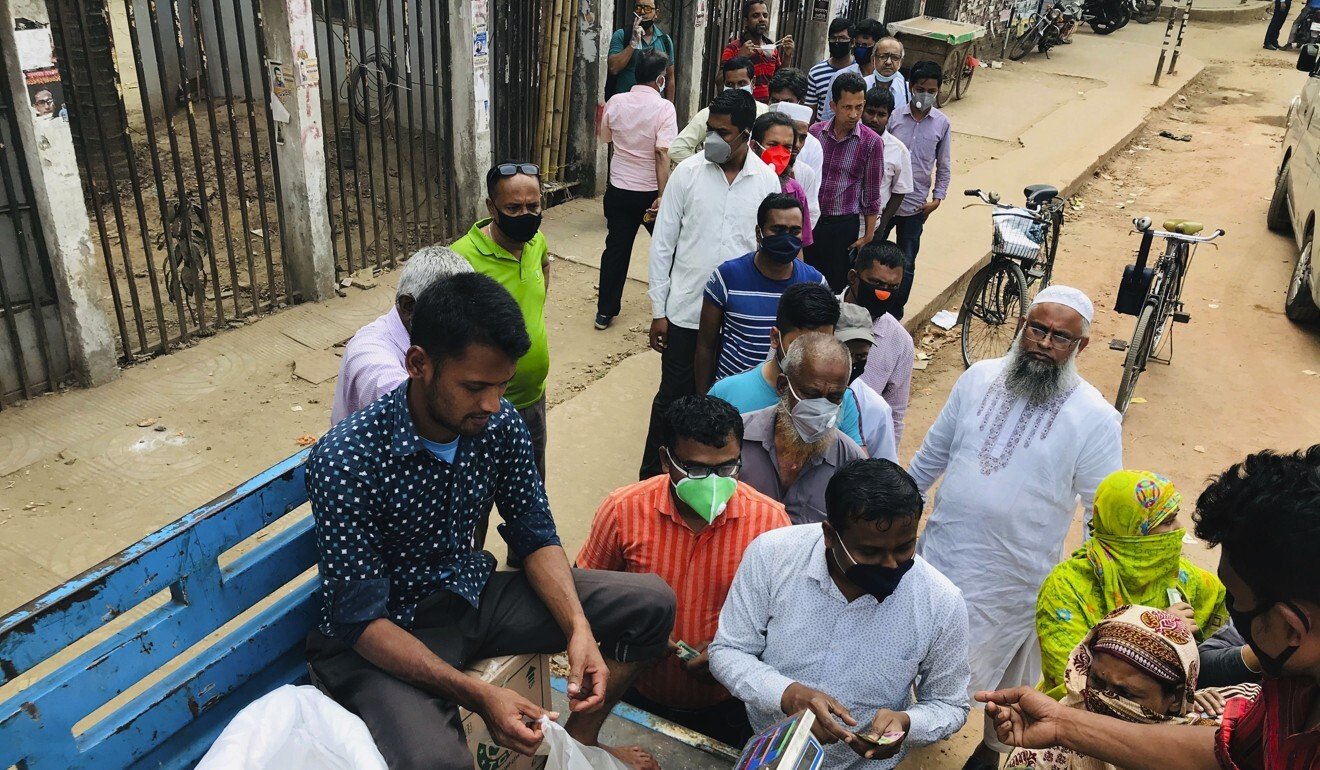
[887,17,987,107]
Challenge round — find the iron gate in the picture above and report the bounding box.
[0,40,70,409]
[493,0,580,193]
[314,0,459,276]
[776,0,812,68]
[700,0,744,107]
[48,0,290,363]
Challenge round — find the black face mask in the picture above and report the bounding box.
[1227,592,1309,677]
[832,539,914,604]
[854,279,902,319]
[496,211,543,244]
[850,361,866,383]
[828,40,852,59]
[639,17,655,30]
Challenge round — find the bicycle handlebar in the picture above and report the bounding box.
[1132,216,1227,243]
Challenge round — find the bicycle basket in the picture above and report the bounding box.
[992,208,1046,260]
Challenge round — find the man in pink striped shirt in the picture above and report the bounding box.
[596,49,678,331]
[329,246,472,426]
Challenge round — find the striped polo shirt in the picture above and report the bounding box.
[576,474,790,709]
[704,252,827,380]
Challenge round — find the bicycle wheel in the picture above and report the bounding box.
[955,44,977,100]
[1035,205,1063,290]
[960,259,1029,368]
[1115,302,1156,417]
[1009,24,1042,60]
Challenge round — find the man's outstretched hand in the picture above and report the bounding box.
[975,687,1066,750]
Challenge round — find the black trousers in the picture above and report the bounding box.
[638,324,699,479]
[307,568,676,770]
[1266,0,1292,45]
[598,185,657,318]
[885,212,927,320]
[805,213,861,293]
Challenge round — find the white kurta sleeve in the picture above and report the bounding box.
[1073,409,1124,531]
[906,588,971,745]
[908,371,965,495]
[709,538,795,717]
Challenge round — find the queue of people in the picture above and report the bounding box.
[305,9,1319,770]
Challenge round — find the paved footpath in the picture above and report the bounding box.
[0,26,1205,613]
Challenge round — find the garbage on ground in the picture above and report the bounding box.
[929,309,958,330]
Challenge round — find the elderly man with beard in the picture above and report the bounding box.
[907,285,1122,770]
[737,332,866,525]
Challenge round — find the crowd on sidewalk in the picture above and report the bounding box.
[307,3,1320,769]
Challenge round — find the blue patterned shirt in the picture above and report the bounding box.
[307,381,561,644]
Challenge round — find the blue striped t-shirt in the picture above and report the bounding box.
[705,252,827,380]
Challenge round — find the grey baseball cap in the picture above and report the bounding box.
[835,302,875,346]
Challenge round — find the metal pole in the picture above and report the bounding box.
[1153,0,1179,85]
[1168,0,1191,75]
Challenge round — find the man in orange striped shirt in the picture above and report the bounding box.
[577,395,791,746]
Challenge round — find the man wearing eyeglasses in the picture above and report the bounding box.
[577,395,790,746]
[607,0,676,99]
[451,162,552,480]
[907,285,1122,770]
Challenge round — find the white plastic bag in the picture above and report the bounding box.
[535,716,631,770]
[196,684,388,770]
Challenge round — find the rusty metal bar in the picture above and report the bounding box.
[402,0,419,250]
[230,0,280,310]
[167,0,226,329]
[351,3,383,270]
[137,0,196,344]
[384,0,406,265]
[320,7,355,275]
[416,0,434,239]
[207,0,261,318]
[188,0,244,321]
[249,0,293,305]
[47,0,134,356]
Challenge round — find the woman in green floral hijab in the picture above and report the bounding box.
[1035,470,1228,699]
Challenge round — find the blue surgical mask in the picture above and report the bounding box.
[854,45,873,64]
[872,71,896,84]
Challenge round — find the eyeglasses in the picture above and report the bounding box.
[494,162,540,178]
[634,3,655,10]
[666,449,742,480]
[1024,322,1079,349]
[876,53,903,62]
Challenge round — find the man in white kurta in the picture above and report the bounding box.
[906,286,1122,770]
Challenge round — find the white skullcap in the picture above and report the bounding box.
[772,101,813,124]
[1031,285,1094,324]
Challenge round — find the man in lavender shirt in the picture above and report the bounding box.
[840,240,914,447]
[329,246,473,425]
[885,60,952,320]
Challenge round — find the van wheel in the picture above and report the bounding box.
[1285,238,1320,322]
[1267,163,1293,234]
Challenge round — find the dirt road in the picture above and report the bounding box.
[899,24,1320,770]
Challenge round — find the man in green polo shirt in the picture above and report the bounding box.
[607,0,676,99]
[450,161,551,479]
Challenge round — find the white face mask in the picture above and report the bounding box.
[785,377,840,443]
[725,84,754,94]
[656,75,666,93]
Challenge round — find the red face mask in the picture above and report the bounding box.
[759,144,792,176]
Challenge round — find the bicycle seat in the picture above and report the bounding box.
[1162,219,1204,235]
[1024,184,1059,205]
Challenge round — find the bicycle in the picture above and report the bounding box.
[1109,217,1225,417]
[957,185,1065,368]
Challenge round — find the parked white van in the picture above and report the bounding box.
[1268,44,1320,322]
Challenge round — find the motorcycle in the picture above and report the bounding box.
[1079,0,1130,33]
[1006,0,1076,60]
[1129,0,1162,23]
[1291,6,1320,47]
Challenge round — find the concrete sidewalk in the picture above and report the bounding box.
[541,29,1204,328]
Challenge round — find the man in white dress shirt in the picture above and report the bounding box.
[907,285,1123,770]
[641,88,781,479]
[710,457,970,770]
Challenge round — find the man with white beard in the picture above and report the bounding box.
[906,286,1122,770]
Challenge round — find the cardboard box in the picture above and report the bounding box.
[459,654,551,770]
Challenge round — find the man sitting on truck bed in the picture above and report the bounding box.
[305,271,676,770]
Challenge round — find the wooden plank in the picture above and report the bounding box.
[0,450,310,684]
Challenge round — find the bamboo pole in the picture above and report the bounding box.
[537,0,563,173]
[554,0,577,180]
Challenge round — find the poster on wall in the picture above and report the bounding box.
[695,0,707,28]
[810,0,831,23]
[15,24,66,121]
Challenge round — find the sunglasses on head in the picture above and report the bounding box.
[494,163,540,177]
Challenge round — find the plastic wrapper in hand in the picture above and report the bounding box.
[195,684,388,770]
[535,716,632,770]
